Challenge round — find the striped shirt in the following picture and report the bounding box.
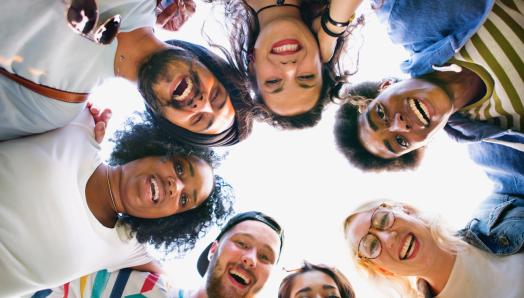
[455,0,524,132]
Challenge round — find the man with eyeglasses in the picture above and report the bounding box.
[0,0,251,146]
[32,211,284,298]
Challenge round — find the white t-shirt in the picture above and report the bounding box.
[436,246,524,298]
[0,0,155,140]
[0,110,152,297]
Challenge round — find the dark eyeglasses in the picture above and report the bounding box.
[357,204,396,259]
[65,0,121,45]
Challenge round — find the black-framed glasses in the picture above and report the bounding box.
[65,0,121,45]
[357,204,396,259]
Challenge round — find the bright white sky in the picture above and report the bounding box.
[90,2,493,297]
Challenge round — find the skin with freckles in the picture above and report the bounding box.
[114,155,213,219]
[204,220,281,298]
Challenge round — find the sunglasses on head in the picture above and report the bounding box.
[65,0,121,45]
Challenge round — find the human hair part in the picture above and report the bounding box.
[108,113,235,255]
[334,80,424,172]
[278,261,355,298]
[342,199,467,298]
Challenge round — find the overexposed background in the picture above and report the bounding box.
[90,2,493,297]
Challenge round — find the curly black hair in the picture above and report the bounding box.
[109,113,235,254]
[278,261,355,298]
[333,81,424,172]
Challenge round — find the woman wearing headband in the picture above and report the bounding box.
[0,109,234,296]
[343,199,524,297]
[278,261,355,298]
[211,0,360,129]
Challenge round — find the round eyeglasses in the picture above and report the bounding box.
[357,205,396,259]
[65,0,121,45]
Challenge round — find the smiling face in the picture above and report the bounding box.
[142,50,236,135]
[288,270,342,298]
[117,155,214,219]
[346,204,440,277]
[252,17,323,116]
[358,79,454,158]
[206,220,281,298]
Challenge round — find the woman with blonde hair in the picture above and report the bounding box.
[343,198,524,298]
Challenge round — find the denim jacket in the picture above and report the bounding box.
[373,0,495,77]
[445,114,524,255]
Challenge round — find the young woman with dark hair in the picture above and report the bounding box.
[0,109,234,296]
[278,261,355,298]
[210,0,362,129]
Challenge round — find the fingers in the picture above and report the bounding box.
[94,121,106,144]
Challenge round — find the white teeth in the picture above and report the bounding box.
[151,177,159,202]
[174,77,193,101]
[400,234,414,259]
[273,44,299,53]
[408,98,430,126]
[229,269,251,285]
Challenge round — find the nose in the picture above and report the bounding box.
[167,176,184,198]
[377,229,398,252]
[390,113,411,132]
[190,95,214,113]
[241,248,257,268]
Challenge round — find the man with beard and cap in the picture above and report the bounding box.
[31,211,284,298]
[0,0,253,145]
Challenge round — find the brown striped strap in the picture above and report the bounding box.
[0,68,88,103]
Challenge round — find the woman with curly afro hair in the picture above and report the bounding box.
[0,109,235,296]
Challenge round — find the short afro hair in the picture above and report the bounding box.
[109,113,235,254]
[333,81,424,172]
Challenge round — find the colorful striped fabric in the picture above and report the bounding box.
[456,0,524,132]
[31,269,169,298]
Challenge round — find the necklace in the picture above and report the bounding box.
[106,166,118,213]
[256,3,301,16]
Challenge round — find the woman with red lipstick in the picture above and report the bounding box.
[343,199,524,298]
[212,0,360,129]
[0,110,234,296]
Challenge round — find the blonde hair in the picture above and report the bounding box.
[342,199,467,298]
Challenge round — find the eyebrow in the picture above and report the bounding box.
[365,109,378,131]
[384,140,396,154]
[296,287,312,295]
[187,158,198,204]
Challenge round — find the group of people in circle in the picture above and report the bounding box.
[0,0,522,297]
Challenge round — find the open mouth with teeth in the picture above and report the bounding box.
[228,269,252,288]
[172,76,193,102]
[399,233,417,260]
[408,98,430,127]
[149,176,160,204]
[271,39,302,55]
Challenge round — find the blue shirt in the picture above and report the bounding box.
[374,0,495,76]
[445,114,524,255]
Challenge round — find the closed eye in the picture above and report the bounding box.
[297,74,315,81]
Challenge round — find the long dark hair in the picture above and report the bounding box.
[109,113,235,254]
[207,0,352,129]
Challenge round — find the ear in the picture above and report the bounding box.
[208,241,219,260]
[378,78,396,92]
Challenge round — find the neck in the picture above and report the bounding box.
[86,164,125,228]
[418,248,456,295]
[114,27,168,82]
[433,67,486,113]
[253,0,302,27]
